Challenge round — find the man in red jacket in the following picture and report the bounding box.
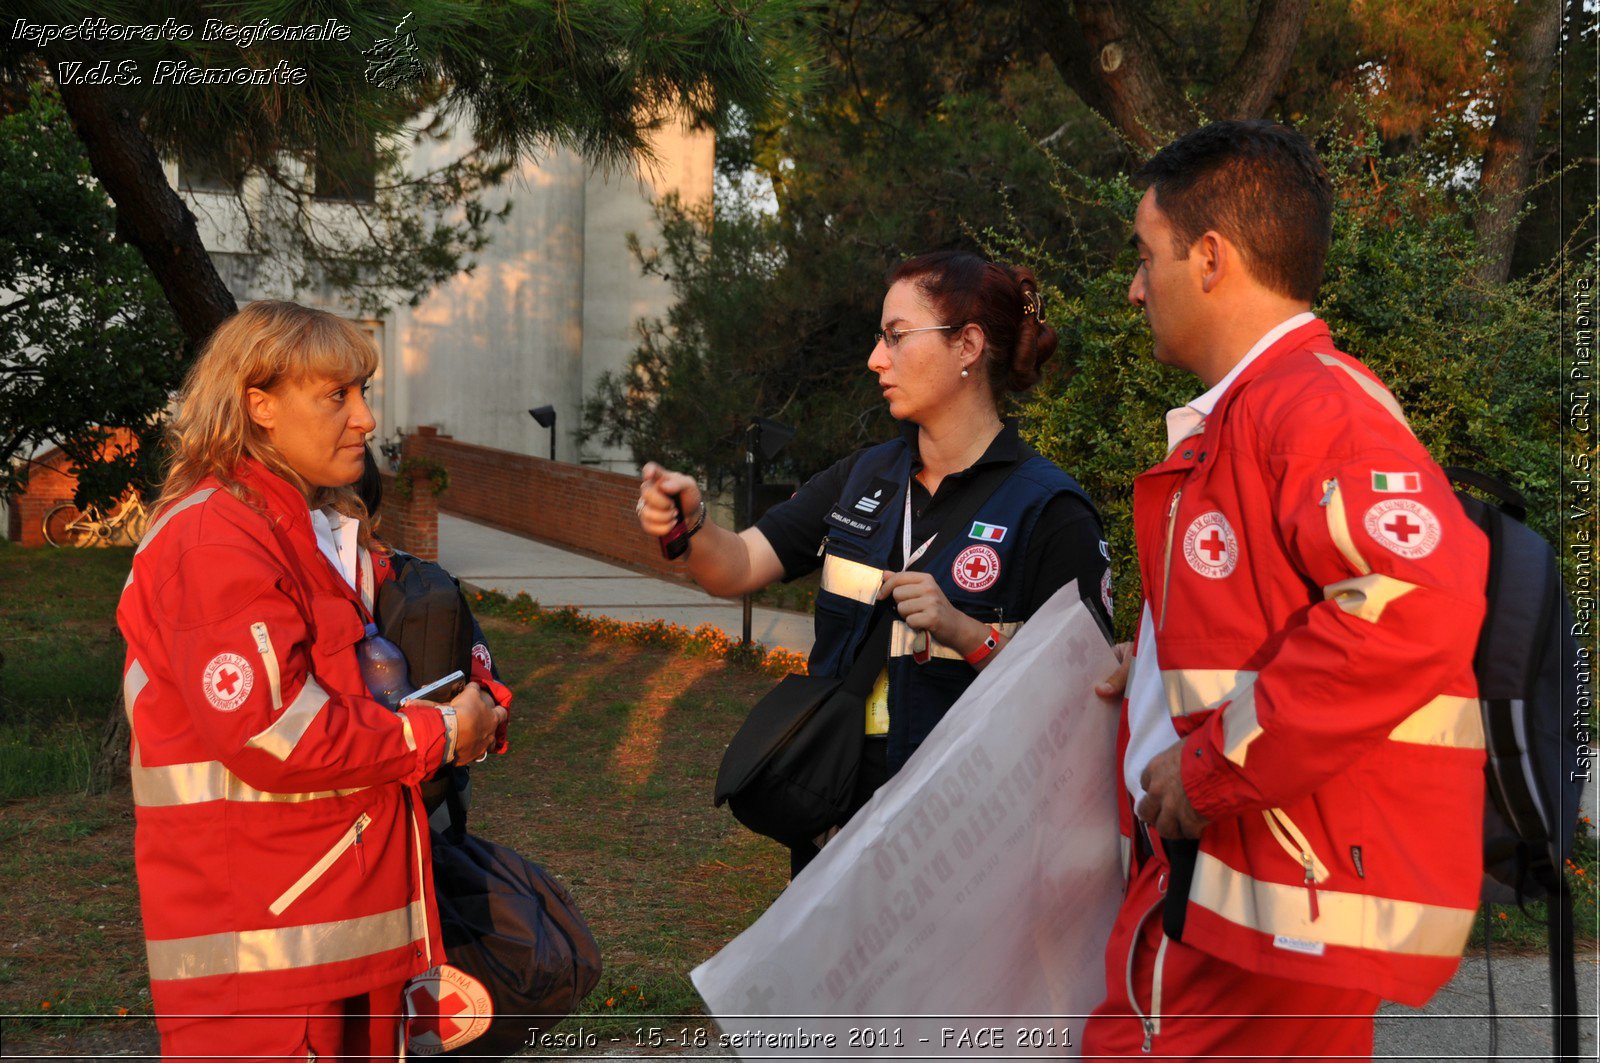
[1082,122,1488,1059]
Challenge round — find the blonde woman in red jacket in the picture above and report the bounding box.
[117,301,505,1061]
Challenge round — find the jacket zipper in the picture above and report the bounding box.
[269,812,371,916]
[1157,490,1182,631]
[1122,895,1166,1052]
[1262,808,1330,922]
[250,621,283,712]
[410,795,434,965]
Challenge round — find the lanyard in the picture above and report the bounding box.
[900,475,938,664]
[901,475,938,571]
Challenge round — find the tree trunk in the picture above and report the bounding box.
[1030,0,1311,153]
[1209,0,1313,119]
[1474,0,1566,285]
[90,693,131,794]
[53,77,238,345]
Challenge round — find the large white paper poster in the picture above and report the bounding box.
[693,584,1124,1059]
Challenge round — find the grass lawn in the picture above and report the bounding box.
[0,537,1594,1054]
[0,540,789,1053]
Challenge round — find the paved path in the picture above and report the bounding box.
[437,514,815,655]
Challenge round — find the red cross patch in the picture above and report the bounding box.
[405,963,493,1055]
[952,544,1001,592]
[1364,499,1442,559]
[201,653,253,712]
[1182,511,1239,579]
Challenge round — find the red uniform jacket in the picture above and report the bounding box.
[117,460,451,1015]
[1128,320,1488,1006]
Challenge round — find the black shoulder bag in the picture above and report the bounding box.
[713,455,1023,848]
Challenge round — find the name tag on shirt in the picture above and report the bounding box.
[826,505,879,537]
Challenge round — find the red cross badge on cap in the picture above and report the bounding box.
[1363,499,1442,559]
[1182,511,1239,579]
[952,544,1001,592]
[201,653,254,712]
[405,963,493,1055]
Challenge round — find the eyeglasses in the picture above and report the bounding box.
[874,324,959,348]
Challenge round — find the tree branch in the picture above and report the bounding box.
[1207,0,1312,119]
[53,75,237,345]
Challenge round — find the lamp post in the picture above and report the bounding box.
[742,416,795,645]
[527,405,556,461]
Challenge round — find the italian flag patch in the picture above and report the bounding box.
[969,521,1008,543]
[1371,471,1422,493]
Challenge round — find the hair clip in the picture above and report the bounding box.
[1022,290,1045,320]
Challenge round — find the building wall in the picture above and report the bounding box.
[173,116,714,476]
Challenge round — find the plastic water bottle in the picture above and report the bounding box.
[357,623,411,711]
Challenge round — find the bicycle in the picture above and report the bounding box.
[42,493,151,548]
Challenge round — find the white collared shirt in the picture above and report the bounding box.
[309,506,360,592]
[1163,311,1316,453]
[1124,312,1317,803]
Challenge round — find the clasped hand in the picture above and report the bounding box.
[446,681,506,765]
[876,571,987,655]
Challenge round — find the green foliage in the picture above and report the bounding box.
[392,455,450,500]
[580,1,1113,487]
[1000,125,1566,638]
[0,87,185,504]
[0,0,814,319]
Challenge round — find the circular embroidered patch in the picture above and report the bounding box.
[201,653,253,712]
[405,963,494,1055]
[1100,567,1115,618]
[1182,511,1239,579]
[952,544,1001,592]
[1364,498,1442,559]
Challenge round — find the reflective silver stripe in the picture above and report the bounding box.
[122,661,148,724]
[1388,694,1483,749]
[146,899,425,981]
[250,622,283,712]
[820,554,884,604]
[1190,850,1475,957]
[1316,354,1411,430]
[1161,668,1257,718]
[888,620,1022,661]
[244,677,329,762]
[130,749,369,807]
[135,489,216,555]
[1323,573,1418,623]
[1322,479,1371,576]
[1220,684,1264,767]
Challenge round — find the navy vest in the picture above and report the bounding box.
[810,439,1091,771]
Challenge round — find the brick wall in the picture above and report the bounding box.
[6,450,80,547]
[373,466,440,561]
[407,429,684,578]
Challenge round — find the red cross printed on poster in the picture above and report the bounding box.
[1363,499,1442,559]
[201,653,253,712]
[1182,511,1239,579]
[952,544,1001,592]
[404,963,492,1055]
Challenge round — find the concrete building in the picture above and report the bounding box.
[179,117,713,472]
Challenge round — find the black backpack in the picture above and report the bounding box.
[378,550,495,838]
[378,551,476,696]
[1449,467,1587,1060]
[430,831,603,1059]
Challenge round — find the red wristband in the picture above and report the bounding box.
[963,625,1002,666]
